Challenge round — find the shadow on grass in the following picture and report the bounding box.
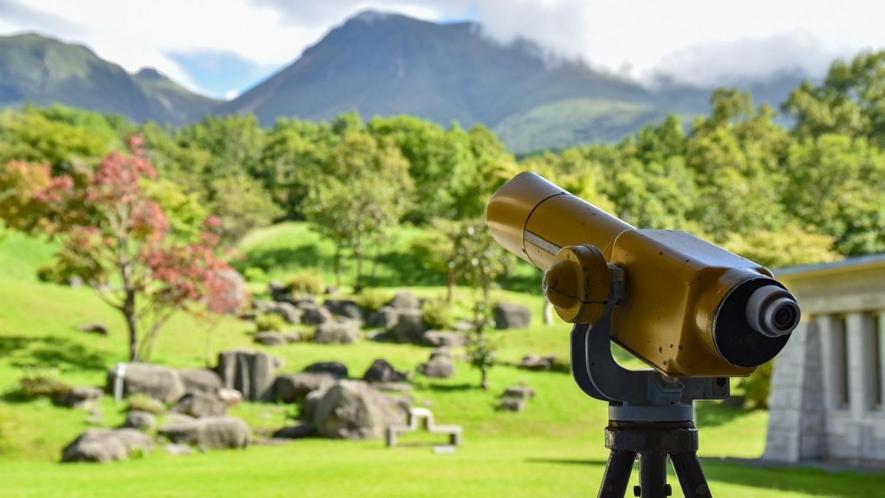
[0,335,107,372]
[234,245,324,274]
[417,383,476,393]
[695,402,754,428]
[527,457,608,466]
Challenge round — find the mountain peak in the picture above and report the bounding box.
[135,67,168,81]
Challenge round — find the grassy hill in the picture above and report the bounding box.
[0,225,881,497]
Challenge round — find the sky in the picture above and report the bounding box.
[0,0,882,99]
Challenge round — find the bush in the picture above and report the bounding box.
[18,374,72,399]
[423,298,455,330]
[289,271,325,296]
[242,266,266,282]
[737,361,772,409]
[356,289,394,313]
[126,393,166,415]
[255,313,287,332]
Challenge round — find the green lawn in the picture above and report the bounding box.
[0,225,882,497]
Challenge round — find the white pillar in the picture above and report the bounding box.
[817,315,846,410]
[846,312,876,415]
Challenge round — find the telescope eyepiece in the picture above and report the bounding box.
[746,285,800,338]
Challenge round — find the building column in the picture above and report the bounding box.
[817,315,845,410]
[846,312,876,416]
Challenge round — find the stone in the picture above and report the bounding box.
[424,331,465,348]
[272,423,317,440]
[61,429,152,463]
[268,281,291,302]
[301,303,334,325]
[389,309,426,343]
[388,292,421,310]
[283,331,303,343]
[323,299,364,320]
[418,349,454,379]
[273,373,336,403]
[362,359,408,384]
[54,386,102,408]
[493,303,532,329]
[171,392,227,418]
[303,361,349,379]
[79,322,108,336]
[218,388,243,406]
[519,355,558,371]
[159,416,250,450]
[106,363,185,403]
[270,302,302,324]
[367,306,399,329]
[497,397,527,412]
[498,385,534,412]
[179,369,222,395]
[165,444,193,456]
[502,385,535,400]
[254,331,286,346]
[307,381,407,439]
[123,411,156,431]
[314,321,359,344]
[216,350,276,401]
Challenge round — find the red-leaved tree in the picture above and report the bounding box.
[0,135,244,361]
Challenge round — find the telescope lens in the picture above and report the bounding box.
[772,302,799,332]
[746,285,801,338]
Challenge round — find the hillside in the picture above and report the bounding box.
[0,33,218,125]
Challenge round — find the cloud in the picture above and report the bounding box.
[167,49,281,99]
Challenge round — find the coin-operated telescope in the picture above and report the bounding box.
[487,172,800,498]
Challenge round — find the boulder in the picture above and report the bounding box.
[216,350,276,401]
[269,302,302,324]
[423,331,465,348]
[497,397,527,412]
[362,359,408,384]
[273,373,335,403]
[79,322,108,336]
[164,444,192,456]
[283,331,303,343]
[218,388,243,406]
[518,355,565,372]
[367,306,398,329]
[493,303,532,329]
[123,411,156,431]
[502,385,535,400]
[268,281,291,302]
[498,385,535,412]
[389,309,426,343]
[271,423,317,440]
[307,381,407,439]
[323,299,364,320]
[314,321,359,344]
[106,363,185,403]
[61,429,152,463]
[388,292,421,310]
[159,416,250,450]
[301,303,334,325]
[179,369,222,395]
[254,331,286,346]
[171,392,227,418]
[418,349,454,378]
[54,386,102,408]
[303,361,349,379]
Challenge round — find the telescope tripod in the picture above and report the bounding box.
[570,267,729,498]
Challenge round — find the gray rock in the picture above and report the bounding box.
[273,373,335,403]
[216,350,276,401]
[301,388,325,422]
[54,386,102,408]
[362,359,408,384]
[269,302,302,324]
[314,321,359,344]
[493,303,532,329]
[164,443,193,456]
[301,303,333,325]
[498,397,527,412]
[292,297,316,310]
[268,281,291,302]
[272,423,317,440]
[303,361,349,379]
[171,392,227,418]
[179,369,222,395]
[106,363,185,403]
[283,331,303,343]
[423,331,465,348]
[389,308,426,343]
[123,411,156,431]
[308,381,407,439]
[418,349,454,378]
[498,385,534,412]
[323,299,364,320]
[388,292,421,310]
[502,385,535,400]
[79,322,108,336]
[254,331,286,346]
[61,429,152,463]
[159,416,250,450]
[367,306,399,329]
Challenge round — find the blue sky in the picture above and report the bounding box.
[0,0,882,99]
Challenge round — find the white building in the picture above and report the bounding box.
[764,254,885,464]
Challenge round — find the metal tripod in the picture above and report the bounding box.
[570,267,729,498]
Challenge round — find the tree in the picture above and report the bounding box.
[465,301,497,391]
[0,136,243,361]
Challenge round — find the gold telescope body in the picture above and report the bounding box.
[487,172,798,377]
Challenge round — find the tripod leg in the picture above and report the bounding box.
[670,452,711,498]
[638,451,668,498]
[597,449,636,498]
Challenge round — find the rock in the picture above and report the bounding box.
[164,413,196,426]
[218,388,243,407]
[270,302,302,324]
[268,281,291,302]
[254,331,286,346]
[179,369,222,395]
[165,444,193,456]
[123,411,156,431]
[367,306,399,329]
[498,385,534,412]
[307,381,407,439]
[125,395,166,415]
[171,392,227,418]
[453,320,475,332]
[303,361,349,379]
[323,299,364,320]
[493,303,532,329]
[292,297,316,310]
[106,363,185,403]
[301,388,325,422]
[54,386,102,408]
[61,429,152,463]
[216,350,276,401]
[300,303,334,325]
[388,292,421,310]
[497,397,527,412]
[519,355,558,371]
[283,331,303,343]
[362,359,408,384]
[271,423,317,440]
[159,416,250,450]
[389,309,426,343]
[273,373,335,403]
[423,331,465,348]
[79,322,108,336]
[314,321,359,344]
[502,385,535,400]
[418,349,454,378]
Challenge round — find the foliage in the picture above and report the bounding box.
[465,301,498,390]
[125,393,166,415]
[355,289,394,313]
[422,298,456,330]
[288,271,326,296]
[16,374,72,400]
[738,362,773,409]
[255,313,287,333]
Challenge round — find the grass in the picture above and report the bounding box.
[0,225,882,497]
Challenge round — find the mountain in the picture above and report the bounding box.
[0,33,218,125]
[219,10,804,152]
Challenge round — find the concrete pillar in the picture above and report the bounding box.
[878,311,885,408]
[817,314,847,410]
[846,312,877,415]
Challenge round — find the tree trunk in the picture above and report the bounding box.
[353,238,363,293]
[480,368,489,391]
[333,246,342,289]
[446,270,456,304]
[369,244,380,285]
[123,289,138,362]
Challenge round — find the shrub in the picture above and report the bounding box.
[356,289,394,313]
[255,313,287,332]
[738,361,772,409]
[126,393,166,415]
[18,374,72,399]
[423,298,455,330]
[242,266,266,282]
[289,271,325,296]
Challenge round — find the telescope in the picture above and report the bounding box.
[486,172,801,498]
